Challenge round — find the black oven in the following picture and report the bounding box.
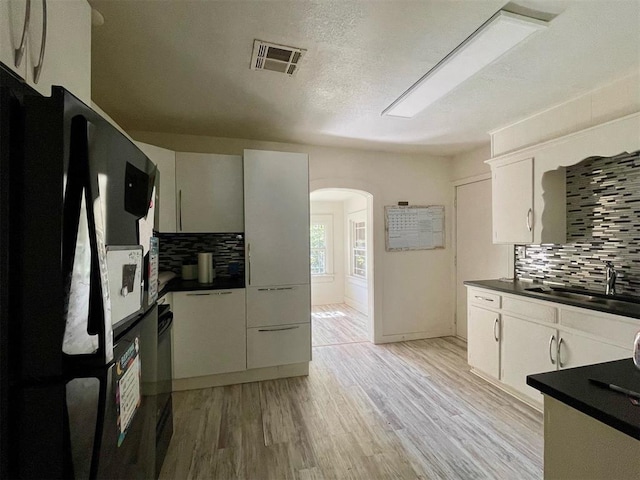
[156,303,173,477]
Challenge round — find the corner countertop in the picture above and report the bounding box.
[464,279,640,320]
[527,359,640,440]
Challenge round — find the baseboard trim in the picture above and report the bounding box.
[172,362,309,391]
[376,328,453,344]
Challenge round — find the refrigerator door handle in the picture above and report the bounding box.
[62,115,113,362]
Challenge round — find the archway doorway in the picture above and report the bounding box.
[309,188,374,346]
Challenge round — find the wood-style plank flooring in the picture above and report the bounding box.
[312,304,368,346]
[161,337,543,479]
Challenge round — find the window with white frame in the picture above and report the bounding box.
[350,219,366,278]
[310,215,333,275]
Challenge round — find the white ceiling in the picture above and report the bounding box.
[89,0,640,157]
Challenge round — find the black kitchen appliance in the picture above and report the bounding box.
[0,62,172,479]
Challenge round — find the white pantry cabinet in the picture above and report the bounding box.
[0,0,91,103]
[175,152,244,233]
[243,149,310,287]
[172,290,246,379]
[490,157,533,244]
[243,149,311,368]
[135,142,176,232]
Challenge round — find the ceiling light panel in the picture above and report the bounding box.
[383,11,548,118]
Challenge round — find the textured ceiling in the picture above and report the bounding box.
[89,0,640,156]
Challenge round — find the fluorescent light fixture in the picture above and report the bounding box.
[382,10,548,118]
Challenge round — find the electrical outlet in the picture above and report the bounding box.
[516,245,527,258]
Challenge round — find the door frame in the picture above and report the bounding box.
[451,173,492,340]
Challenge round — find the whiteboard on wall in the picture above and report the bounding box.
[384,205,445,251]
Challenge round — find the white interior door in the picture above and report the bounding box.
[455,179,510,339]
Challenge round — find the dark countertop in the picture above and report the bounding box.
[527,359,640,440]
[159,276,245,297]
[464,279,640,319]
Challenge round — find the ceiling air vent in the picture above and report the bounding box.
[251,40,306,76]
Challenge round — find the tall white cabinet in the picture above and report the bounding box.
[244,149,311,369]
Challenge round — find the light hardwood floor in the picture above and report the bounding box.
[312,304,368,346]
[161,337,543,479]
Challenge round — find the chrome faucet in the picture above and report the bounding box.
[604,261,617,296]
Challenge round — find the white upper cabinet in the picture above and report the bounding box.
[0,0,29,77]
[135,142,176,233]
[243,149,310,287]
[491,157,534,244]
[175,152,244,233]
[0,0,91,103]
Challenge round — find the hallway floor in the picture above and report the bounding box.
[311,303,368,346]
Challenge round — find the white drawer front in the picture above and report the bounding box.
[468,288,501,309]
[247,284,310,327]
[502,296,557,323]
[560,307,640,348]
[247,323,311,369]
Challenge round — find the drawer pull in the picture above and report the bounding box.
[14,0,31,68]
[558,337,565,368]
[474,295,494,302]
[548,335,557,365]
[186,293,211,296]
[257,287,296,292]
[258,325,300,332]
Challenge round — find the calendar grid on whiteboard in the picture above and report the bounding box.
[384,205,445,251]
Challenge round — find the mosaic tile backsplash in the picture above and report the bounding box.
[515,150,640,296]
[156,232,245,278]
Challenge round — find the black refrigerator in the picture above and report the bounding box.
[0,64,165,479]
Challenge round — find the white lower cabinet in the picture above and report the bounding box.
[556,330,629,370]
[501,315,556,402]
[246,285,311,328]
[467,286,636,408]
[467,306,500,380]
[247,323,311,369]
[172,290,246,379]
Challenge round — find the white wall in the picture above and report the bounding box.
[343,194,368,315]
[310,200,344,305]
[450,144,491,181]
[131,130,455,343]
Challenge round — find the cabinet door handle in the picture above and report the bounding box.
[474,295,493,302]
[558,337,565,368]
[493,318,499,342]
[32,0,47,84]
[178,189,183,231]
[14,0,31,68]
[247,242,251,286]
[548,335,557,365]
[526,208,533,232]
[257,287,295,292]
[258,325,300,332]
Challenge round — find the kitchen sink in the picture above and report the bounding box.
[525,285,640,308]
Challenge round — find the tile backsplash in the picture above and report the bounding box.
[515,150,640,296]
[156,232,245,278]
